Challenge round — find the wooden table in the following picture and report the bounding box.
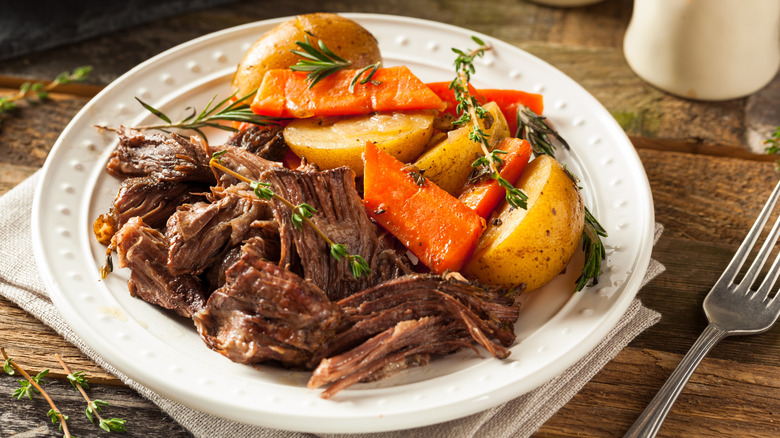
[2,0,779,436]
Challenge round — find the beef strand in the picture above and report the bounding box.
[308,274,519,398]
[263,166,411,301]
[193,249,342,368]
[106,126,214,183]
[224,124,287,161]
[166,184,271,276]
[114,217,206,318]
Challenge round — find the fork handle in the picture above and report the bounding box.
[624,324,729,438]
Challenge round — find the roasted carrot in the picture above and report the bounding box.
[363,141,485,274]
[251,66,447,118]
[458,137,533,218]
[425,82,544,134]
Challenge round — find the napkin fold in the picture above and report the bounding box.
[0,172,663,438]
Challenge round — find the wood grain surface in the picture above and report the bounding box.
[2,0,779,436]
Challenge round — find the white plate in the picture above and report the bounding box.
[32,14,654,433]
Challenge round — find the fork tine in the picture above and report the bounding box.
[737,197,780,294]
[754,246,780,302]
[716,180,780,288]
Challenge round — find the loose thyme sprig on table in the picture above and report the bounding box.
[515,105,608,291]
[210,151,371,278]
[450,37,529,210]
[0,66,92,129]
[764,125,780,171]
[1,348,72,437]
[56,354,127,433]
[133,89,277,141]
[290,36,381,92]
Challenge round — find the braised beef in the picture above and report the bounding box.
[202,221,281,290]
[114,217,206,318]
[212,146,281,187]
[166,184,271,276]
[111,176,208,230]
[106,126,215,183]
[307,274,518,397]
[193,249,342,368]
[100,128,524,398]
[225,124,287,161]
[263,166,411,301]
[309,317,477,399]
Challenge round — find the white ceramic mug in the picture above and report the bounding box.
[624,0,780,101]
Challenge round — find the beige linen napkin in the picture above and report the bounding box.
[0,172,663,438]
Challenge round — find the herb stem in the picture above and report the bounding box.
[1,348,71,438]
[209,159,333,245]
[459,71,501,178]
[55,354,101,420]
[208,157,370,277]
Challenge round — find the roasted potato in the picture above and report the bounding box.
[412,101,510,195]
[283,110,435,176]
[232,13,382,98]
[462,155,585,291]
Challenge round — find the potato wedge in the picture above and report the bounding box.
[232,13,382,98]
[462,155,585,291]
[283,111,435,176]
[412,101,509,195]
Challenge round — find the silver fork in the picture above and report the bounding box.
[625,180,780,438]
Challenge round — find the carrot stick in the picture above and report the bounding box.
[363,141,485,274]
[251,66,447,118]
[425,82,544,134]
[458,138,533,218]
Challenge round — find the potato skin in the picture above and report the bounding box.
[232,13,382,98]
[462,155,585,291]
[412,101,509,195]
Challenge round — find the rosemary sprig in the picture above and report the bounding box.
[210,151,371,278]
[1,348,72,437]
[515,106,570,156]
[56,354,127,433]
[450,37,528,210]
[0,66,92,129]
[290,36,381,92]
[516,106,608,291]
[291,36,351,88]
[133,89,277,141]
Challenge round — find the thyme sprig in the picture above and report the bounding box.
[450,37,528,210]
[133,90,277,141]
[516,107,608,291]
[764,125,780,171]
[0,66,92,129]
[290,36,381,92]
[1,348,72,437]
[210,152,371,278]
[56,354,127,433]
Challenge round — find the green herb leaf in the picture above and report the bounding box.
[133,90,278,141]
[348,62,382,93]
[764,126,780,171]
[291,203,317,230]
[515,106,570,157]
[250,180,274,200]
[47,409,68,430]
[67,370,89,389]
[85,399,109,423]
[100,417,128,432]
[348,254,371,278]
[291,36,352,88]
[3,358,13,375]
